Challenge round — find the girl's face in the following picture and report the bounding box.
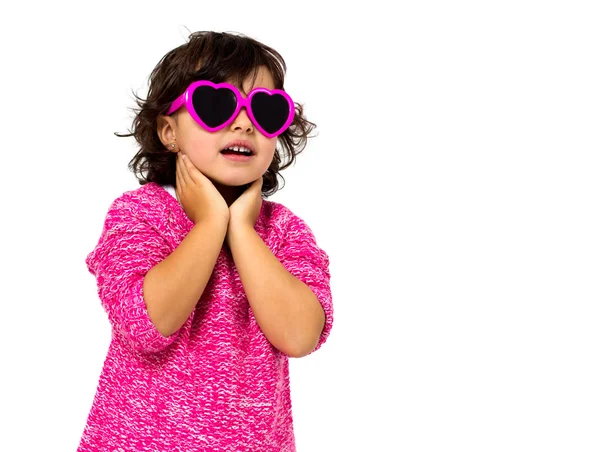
[158,66,279,188]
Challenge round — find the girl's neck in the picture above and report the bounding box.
[211,181,248,207]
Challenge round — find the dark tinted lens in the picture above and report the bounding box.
[250,92,291,134]
[191,85,237,128]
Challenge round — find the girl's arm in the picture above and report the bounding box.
[226,215,332,358]
[86,197,227,354]
[144,217,228,338]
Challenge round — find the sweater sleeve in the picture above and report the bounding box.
[276,208,333,355]
[85,196,179,354]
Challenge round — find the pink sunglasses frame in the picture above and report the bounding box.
[166,80,295,138]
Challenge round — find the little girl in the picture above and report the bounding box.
[77,31,333,451]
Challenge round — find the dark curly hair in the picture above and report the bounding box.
[117,31,316,197]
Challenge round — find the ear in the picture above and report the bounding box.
[157,115,178,153]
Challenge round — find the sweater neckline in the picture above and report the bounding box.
[144,181,269,228]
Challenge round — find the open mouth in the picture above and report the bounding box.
[220,145,254,156]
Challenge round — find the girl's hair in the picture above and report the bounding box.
[118,31,316,197]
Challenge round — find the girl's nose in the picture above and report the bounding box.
[230,107,254,134]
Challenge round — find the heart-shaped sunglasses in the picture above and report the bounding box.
[167,80,295,138]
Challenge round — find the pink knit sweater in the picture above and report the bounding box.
[77,182,333,451]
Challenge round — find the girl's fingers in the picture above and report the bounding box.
[175,153,185,189]
[175,161,183,196]
[180,153,194,185]
[247,177,263,194]
[182,153,209,185]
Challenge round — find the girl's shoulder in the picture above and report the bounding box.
[259,199,301,231]
[86,183,182,274]
[113,181,171,205]
[259,199,320,244]
[92,182,188,247]
[104,182,182,222]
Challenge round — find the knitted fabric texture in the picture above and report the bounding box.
[77,182,333,451]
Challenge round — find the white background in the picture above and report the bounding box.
[1,1,599,451]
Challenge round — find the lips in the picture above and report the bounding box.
[220,140,255,155]
[220,152,253,162]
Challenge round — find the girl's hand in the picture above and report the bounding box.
[227,176,264,232]
[175,153,230,225]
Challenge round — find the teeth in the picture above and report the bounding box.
[228,145,252,155]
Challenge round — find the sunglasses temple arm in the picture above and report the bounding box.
[167,93,186,115]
